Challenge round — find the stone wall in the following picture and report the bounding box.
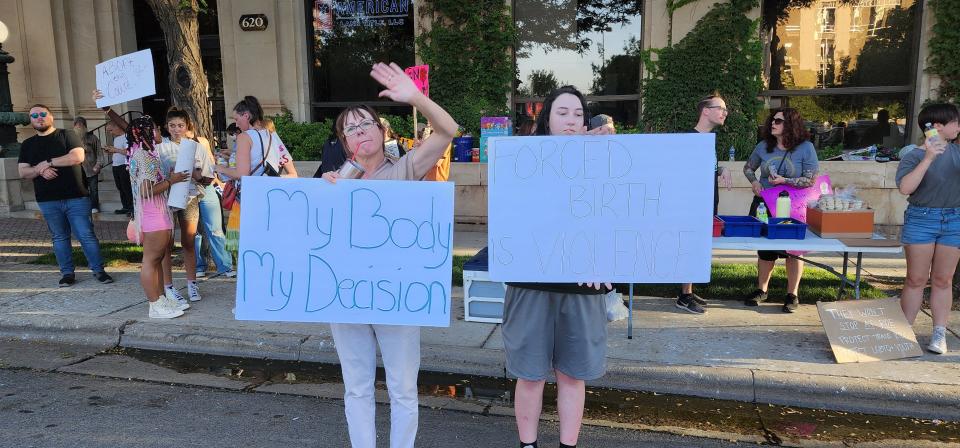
[1,159,909,228]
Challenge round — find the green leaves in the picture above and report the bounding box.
[642,0,763,160]
[416,0,516,136]
[928,0,960,102]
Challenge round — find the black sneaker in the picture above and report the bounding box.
[58,274,76,288]
[744,289,768,307]
[686,293,707,305]
[114,208,129,215]
[675,294,706,314]
[95,271,114,284]
[782,293,799,313]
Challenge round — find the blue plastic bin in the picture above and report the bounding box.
[718,215,763,237]
[765,217,807,239]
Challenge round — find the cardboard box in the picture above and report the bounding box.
[807,206,874,238]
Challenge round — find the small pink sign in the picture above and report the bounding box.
[404,65,429,98]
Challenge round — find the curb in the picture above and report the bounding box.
[3,315,958,422]
[0,314,129,348]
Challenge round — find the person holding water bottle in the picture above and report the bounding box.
[895,103,960,354]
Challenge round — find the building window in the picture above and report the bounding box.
[308,0,415,121]
[765,0,918,151]
[513,0,642,129]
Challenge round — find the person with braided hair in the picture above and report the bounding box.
[126,116,190,319]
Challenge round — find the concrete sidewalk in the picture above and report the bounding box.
[1,222,958,422]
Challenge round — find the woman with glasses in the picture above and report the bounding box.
[742,108,819,312]
[320,62,458,448]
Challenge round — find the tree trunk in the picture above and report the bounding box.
[145,0,212,142]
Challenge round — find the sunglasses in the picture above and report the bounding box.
[772,118,785,125]
[30,112,48,119]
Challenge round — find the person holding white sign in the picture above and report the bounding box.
[320,62,458,448]
[126,116,189,319]
[502,86,613,448]
[155,108,216,308]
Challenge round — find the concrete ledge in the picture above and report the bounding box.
[119,322,305,361]
[754,369,960,421]
[0,314,128,348]
[598,361,757,403]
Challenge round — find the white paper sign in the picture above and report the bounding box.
[235,176,454,327]
[95,49,156,108]
[487,134,715,283]
[166,139,197,210]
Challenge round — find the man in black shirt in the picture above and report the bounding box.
[675,94,732,314]
[17,105,114,287]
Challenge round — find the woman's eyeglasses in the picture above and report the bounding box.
[771,118,785,125]
[343,119,377,137]
[30,112,48,119]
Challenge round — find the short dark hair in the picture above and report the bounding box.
[534,86,590,136]
[696,93,722,115]
[917,103,959,132]
[30,104,51,113]
[73,116,88,127]
[334,105,385,144]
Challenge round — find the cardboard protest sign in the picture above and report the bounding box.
[404,65,429,97]
[235,177,454,327]
[817,298,923,363]
[95,49,156,108]
[487,134,716,283]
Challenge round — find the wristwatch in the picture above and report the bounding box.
[46,158,52,166]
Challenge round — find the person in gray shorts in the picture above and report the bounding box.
[503,85,613,448]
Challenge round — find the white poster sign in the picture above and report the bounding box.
[166,139,197,210]
[95,49,156,108]
[235,177,454,327]
[487,134,716,283]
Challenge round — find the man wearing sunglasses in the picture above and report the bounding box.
[17,105,114,287]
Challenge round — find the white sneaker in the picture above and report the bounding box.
[928,326,948,354]
[195,270,206,278]
[221,269,237,278]
[148,298,184,319]
[165,287,190,311]
[187,281,202,302]
[91,208,100,214]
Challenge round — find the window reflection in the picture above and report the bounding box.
[310,0,415,104]
[770,93,910,151]
[769,0,916,90]
[514,0,642,96]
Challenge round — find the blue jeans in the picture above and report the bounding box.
[194,185,233,273]
[902,205,960,247]
[37,197,105,275]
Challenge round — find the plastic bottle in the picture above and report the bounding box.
[728,146,736,162]
[776,191,791,218]
[757,202,769,224]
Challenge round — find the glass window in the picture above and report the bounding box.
[767,93,910,152]
[514,0,642,127]
[309,0,415,106]
[768,0,917,90]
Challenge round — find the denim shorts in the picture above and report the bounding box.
[902,206,960,247]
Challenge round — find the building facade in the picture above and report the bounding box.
[0,0,944,147]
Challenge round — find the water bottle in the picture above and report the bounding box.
[776,191,791,218]
[757,202,769,224]
[728,146,736,162]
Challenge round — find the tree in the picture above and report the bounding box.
[145,0,212,141]
[528,70,562,97]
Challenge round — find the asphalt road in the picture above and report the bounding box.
[0,368,749,448]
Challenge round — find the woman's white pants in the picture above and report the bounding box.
[331,323,420,448]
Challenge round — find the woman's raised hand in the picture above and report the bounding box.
[370,62,419,104]
[92,89,104,102]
